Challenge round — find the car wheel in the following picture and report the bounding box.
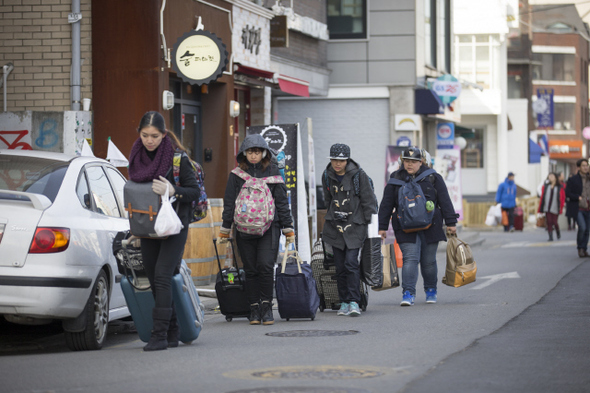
[65,270,109,351]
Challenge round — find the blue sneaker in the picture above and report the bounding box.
[348,302,361,317]
[337,302,350,316]
[425,288,437,304]
[400,291,415,306]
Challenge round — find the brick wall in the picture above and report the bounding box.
[0,0,92,112]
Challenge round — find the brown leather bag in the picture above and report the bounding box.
[536,214,546,228]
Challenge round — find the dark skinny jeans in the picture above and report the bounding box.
[141,227,188,309]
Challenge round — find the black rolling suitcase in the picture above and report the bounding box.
[310,236,368,312]
[213,238,250,322]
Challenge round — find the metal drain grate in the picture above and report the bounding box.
[227,387,371,393]
[265,330,359,337]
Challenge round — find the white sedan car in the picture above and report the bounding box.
[0,149,130,350]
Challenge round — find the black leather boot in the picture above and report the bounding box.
[167,305,179,348]
[261,301,274,325]
[143,307,172,351]
[249,303,261,325]
[548,231,553,241]
[556,228,561,240]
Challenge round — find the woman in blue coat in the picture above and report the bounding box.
[378,147,457,307]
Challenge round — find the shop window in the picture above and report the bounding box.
[327,0,367,39]
[532,53,575,82]
[458,128,484,169]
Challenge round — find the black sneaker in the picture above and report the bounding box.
[249,303,261,325]
[261,301,274,325]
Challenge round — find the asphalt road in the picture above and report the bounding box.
[1,226,588,393]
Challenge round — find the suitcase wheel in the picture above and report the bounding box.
[226,316,233,322]
[311,316,315,321]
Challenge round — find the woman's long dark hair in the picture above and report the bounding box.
[137,111,187,153]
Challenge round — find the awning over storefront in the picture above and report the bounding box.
[529,138,544,164]
[415,89,444,114]
[277,75,310,97]
[235,64,275,80]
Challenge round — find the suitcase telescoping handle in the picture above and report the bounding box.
[213,238,245,287]
[280,246,303,274]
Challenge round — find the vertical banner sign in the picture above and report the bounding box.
[536,88,554,128]
[247,124,299,231]
[435,147,463,220]
[436,122,455,149]
[307,118,317,244]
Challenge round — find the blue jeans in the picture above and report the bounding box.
[332,246,361,304]
[398,232,439,296]
[576,210,590,250]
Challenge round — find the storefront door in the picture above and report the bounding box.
[170,78,203,162]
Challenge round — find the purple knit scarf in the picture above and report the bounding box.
[128,135,175,182]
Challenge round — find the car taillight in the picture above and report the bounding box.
[29,228,70,253]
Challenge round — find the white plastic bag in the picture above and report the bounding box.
[493,203,502,219]
[154,184,183,237]
[367,214,379,238]
[485,205,497,226]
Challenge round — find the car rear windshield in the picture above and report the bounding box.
[0,155,69,202]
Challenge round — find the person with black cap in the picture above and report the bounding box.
[321,143,377,317]
[496,172,517,232]
[378,147,457,306]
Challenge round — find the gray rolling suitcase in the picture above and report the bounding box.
[310,237,368,312]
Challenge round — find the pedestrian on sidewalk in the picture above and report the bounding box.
[538,172,565,241]
[565,159,590,258]
[496,172,517,232]
[565,173,577,231]
[378,147,457,306]
[218,134,294,326]
[128,111,201,351]
[321,143,377,317]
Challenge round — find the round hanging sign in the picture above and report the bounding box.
[171,30,228,86]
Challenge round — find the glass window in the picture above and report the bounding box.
[425,0,436,66]
[458,128,484,168]
[327,0,366,39]
[105,167,128,218]
[455,34,500,89]
[508,72,524,99]
[0,156,67,202]
[76,171,91,209]
[532,102,576,130]
[532,53,575,81]
[85,165,121,217]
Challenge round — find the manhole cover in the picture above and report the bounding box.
[227,387,371,393]
[266,330,359,337]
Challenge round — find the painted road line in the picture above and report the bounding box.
[501,240,576,248]
[470,271,521,290]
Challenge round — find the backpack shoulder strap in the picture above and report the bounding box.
[414,168,436,183]
[231,167,249,181]
[261,174,284,184]
[353,169,374,196]
[387,177,405,187]
[173,153,182,186]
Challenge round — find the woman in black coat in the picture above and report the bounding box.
[219,134,294,325]
[127,111,201,351]
[378,147,457,307]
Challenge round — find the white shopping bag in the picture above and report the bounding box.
[485,205,497,226]
[154,184,183,237]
